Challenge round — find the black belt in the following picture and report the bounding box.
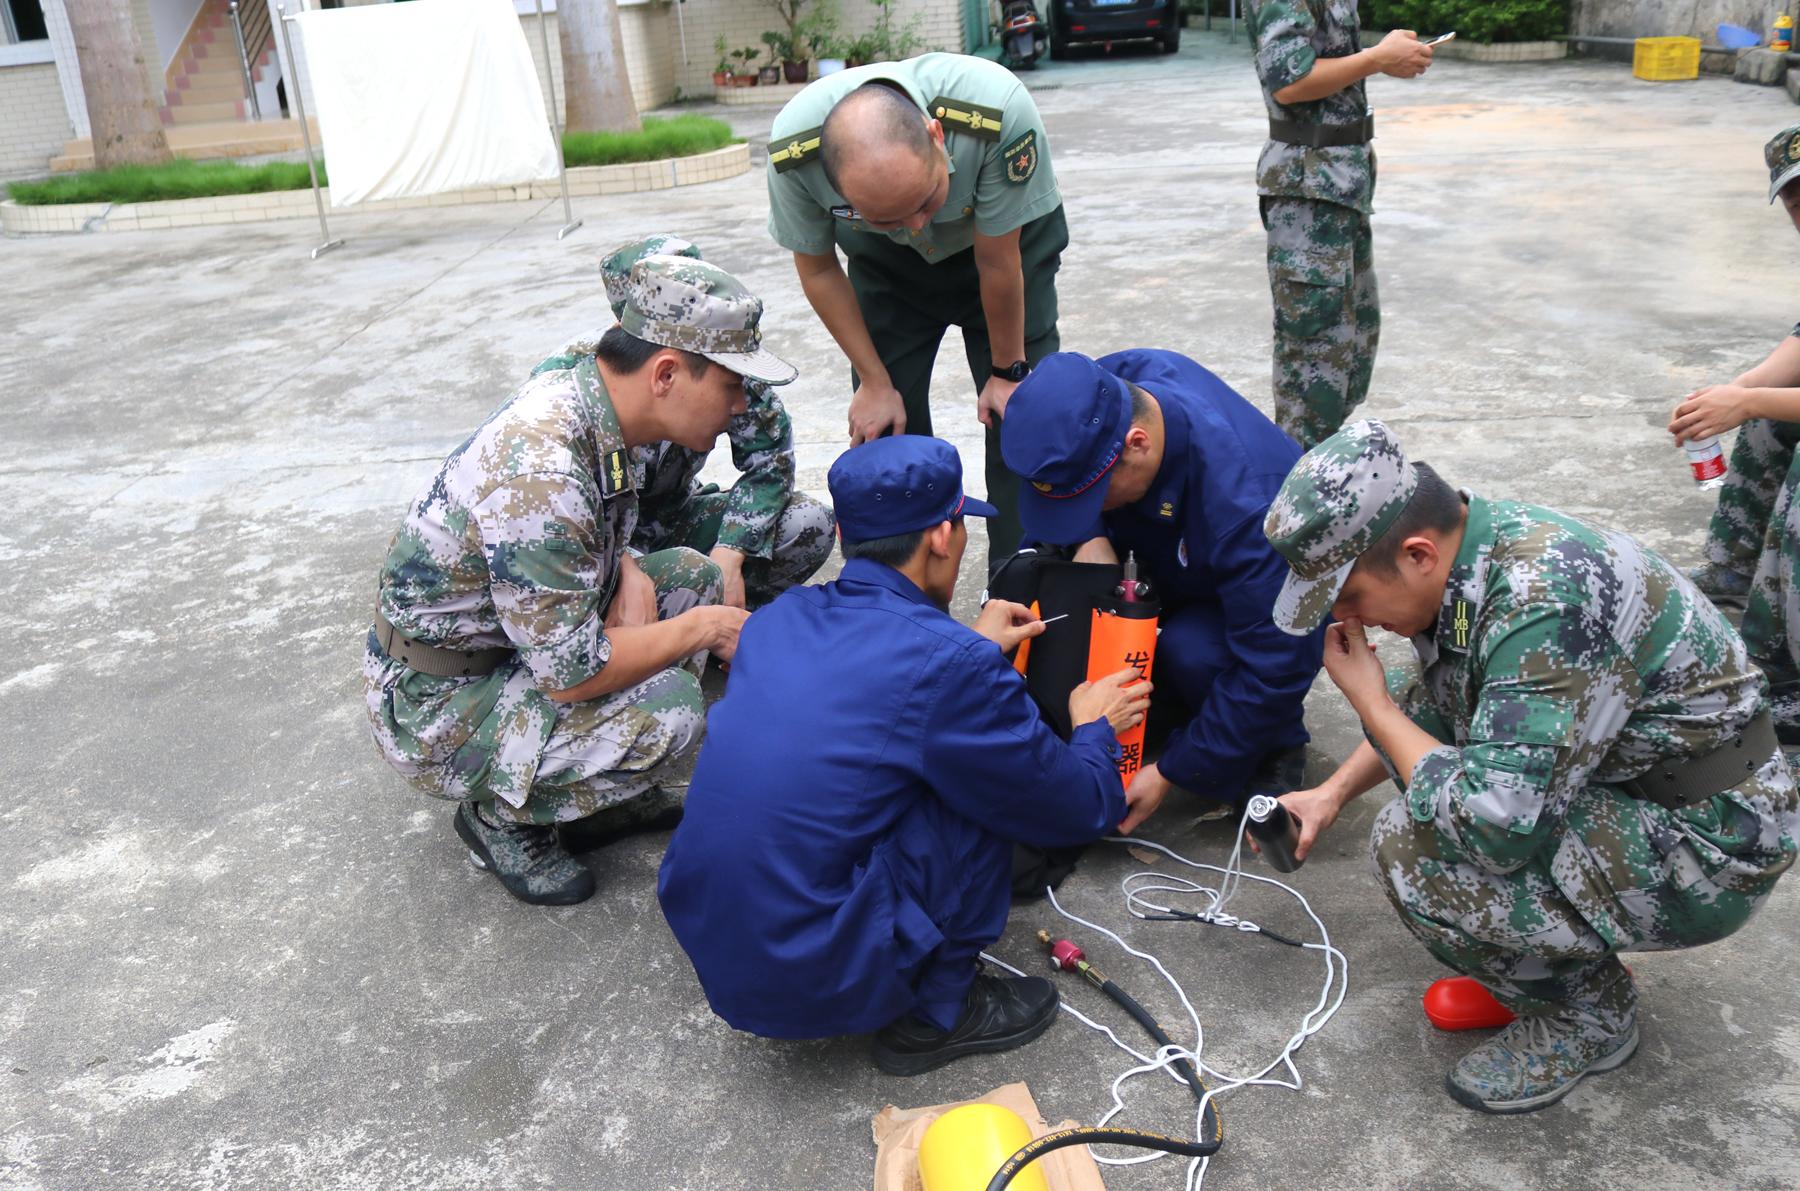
[373,611,513,678]
[1619,711,1780,810]
[1268,115,1374,148]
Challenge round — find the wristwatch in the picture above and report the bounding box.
[991,360,1030,382]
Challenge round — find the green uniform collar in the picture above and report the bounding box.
[1434,492,1490,655]
[573,354,636,500]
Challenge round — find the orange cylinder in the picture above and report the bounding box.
[1012,600,1041,677]
[1087,606,1158,784]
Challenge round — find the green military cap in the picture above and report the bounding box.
[621,255,798,386]
[1767,124,1800,202]
[1263,419,1418,635]
[601,234,701,319]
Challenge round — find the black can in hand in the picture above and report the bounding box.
[1246,794,1303,873]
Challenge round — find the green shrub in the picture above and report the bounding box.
[560,114,739,167]
[8,157,326,206]
[1359,0,1568,44]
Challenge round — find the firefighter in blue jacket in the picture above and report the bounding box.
[657,436,1147,1075]
[1001,350,1326,829]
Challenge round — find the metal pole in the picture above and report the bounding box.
[276,3,343,259]
[1230,0,1236,40]
[533,0,582,240]
[229,1,263,122]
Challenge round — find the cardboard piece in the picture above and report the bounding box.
[870,1081,1107,1191]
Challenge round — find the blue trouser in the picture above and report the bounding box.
[1154,600,1310,803]
[899,814,1015,1032]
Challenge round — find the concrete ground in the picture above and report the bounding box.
[4,30,1800,1191]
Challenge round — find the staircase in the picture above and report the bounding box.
[161,0,277,126]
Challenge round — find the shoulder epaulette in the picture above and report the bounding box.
[769,126,823,173]
[928,95,1004,141]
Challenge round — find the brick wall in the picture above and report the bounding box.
[672,0,967,98]
[0,62,76,178]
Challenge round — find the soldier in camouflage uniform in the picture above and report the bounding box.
[363,256,798,905]
[1671,126,1800,740]
[1249,4,1435,448]
[531,235,834,610]
[1264,420,1798,1113]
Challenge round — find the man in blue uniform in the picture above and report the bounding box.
[657,437,1146,1074]
[1001,351,1325,830]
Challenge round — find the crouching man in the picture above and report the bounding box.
[658,436,1146,1074]
[1265,420,1799,1113]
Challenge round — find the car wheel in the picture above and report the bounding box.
[1049,33,1068,60]
[1162,26,1180,53]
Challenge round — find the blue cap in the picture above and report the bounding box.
[999,352,1131,545]
[827,437,999,544]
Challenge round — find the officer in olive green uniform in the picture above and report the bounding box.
[1249,4,1434,448]
[767,51,1065,562]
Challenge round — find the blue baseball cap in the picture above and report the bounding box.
[999,352,1131,545]
[827,437,999,545]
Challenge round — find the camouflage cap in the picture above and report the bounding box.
[1263,419,1418,636]
[620,254,797,386]
[1767,124,1800,202]
[601,234,700,320]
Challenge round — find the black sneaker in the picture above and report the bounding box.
[454,801,596,906]
[870,973,1059,1076]
[557,786,684,855]
[1245,744,1308,800]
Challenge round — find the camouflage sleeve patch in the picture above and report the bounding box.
[475,475,613,692]
[716,392,798,557]
[1251,0,1320,95]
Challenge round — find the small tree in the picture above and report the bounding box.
[65,0,172,168]
[559,0,639,133]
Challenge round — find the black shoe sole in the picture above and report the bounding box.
[870,995,1060,1077]
[453,807,595,907]
[558,806,684,855]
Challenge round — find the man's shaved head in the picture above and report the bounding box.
[820,82,949,230]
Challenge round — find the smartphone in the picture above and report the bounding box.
[1421,32,1456,47]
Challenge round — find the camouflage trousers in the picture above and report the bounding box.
[1701,417,1800,584]
[1740,441,1800,734]
[363,547,719,826]
[1261,196,1379,450]
[1369,673,1796,1018]
[638,488,835,609]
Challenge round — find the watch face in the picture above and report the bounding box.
[996,361,1029,381]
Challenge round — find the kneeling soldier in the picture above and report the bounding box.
[1266,420,1799,1113]
[363,257,794,905]
[532,234,836,610]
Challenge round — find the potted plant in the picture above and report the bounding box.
[712,35,732,89]
[758,32,785,84]
[842,33,878,68]
[730,46,761,85]
[765,0,826,83]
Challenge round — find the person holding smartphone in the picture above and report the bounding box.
[1247,3,1438,449]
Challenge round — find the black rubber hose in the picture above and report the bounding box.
[1098,979,1224,1145]
[983,1126,1223,1191]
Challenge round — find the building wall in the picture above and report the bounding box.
[669,0,966,99]
[0,60,75,178]
[519,7,680,121]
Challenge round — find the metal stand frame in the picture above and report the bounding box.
[276,3,343,259]
[532,0,582,240]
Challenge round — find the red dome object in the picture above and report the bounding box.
[1422,977,1516,1031]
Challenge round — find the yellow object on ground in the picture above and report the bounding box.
[871,1082,1106,1191]
[919,1103,1050,1191]
[1633,36,1701,81]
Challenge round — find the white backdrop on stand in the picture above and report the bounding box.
[296,0,559,207]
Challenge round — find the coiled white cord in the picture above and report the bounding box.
[981,805,1349,1190]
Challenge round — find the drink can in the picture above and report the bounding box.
[1684,436,1726,490]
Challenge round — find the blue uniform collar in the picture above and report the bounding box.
[838,557,940,609]
[1121,390,1191,527]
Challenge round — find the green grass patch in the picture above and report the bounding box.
[560,114,739,168]
[8,157,326,206]
[6,114,738,206]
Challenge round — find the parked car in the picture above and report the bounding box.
[1047,0,1181,58]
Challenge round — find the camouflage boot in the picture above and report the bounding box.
[1444,998,1638,1114]
[1687,561,1752,608]
[557,785,685,854]
[454,801,596,906]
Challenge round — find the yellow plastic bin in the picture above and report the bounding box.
[1633,36,1701,81]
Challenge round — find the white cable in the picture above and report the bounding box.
[986,806,1349,1191]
